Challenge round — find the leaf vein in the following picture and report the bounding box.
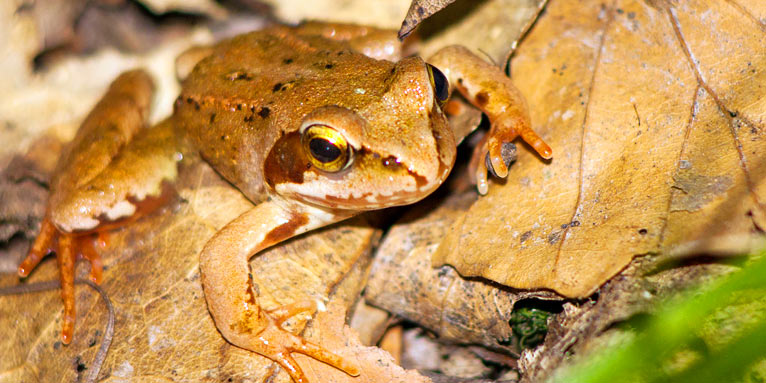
[553,1,616,269]
[668,6,766,219]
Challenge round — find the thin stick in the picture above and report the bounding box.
[0,278,115,383]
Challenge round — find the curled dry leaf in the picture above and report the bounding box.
[366,191,558,354]
[433,0,766,298]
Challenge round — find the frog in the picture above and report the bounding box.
[18,22,552,383]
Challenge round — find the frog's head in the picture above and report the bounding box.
[265,56,455,211]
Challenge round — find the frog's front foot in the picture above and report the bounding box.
[428,45,553,194]
[245,302,360,383]
[18,217,105,343]
[471,112,553,194]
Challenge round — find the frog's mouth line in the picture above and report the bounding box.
[283,154,444,211]
[294,184,434,211]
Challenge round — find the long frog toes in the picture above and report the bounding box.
[472,114,553,194]
[251,308,360,383]
[18,217,106,344]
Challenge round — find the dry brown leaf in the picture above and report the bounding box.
[433,0,766,298]
[366,191,557,354]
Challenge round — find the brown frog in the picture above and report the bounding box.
[19,22,551,382]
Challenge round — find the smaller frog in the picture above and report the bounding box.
[19,22,551,382]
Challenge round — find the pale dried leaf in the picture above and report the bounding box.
[433,0,766,298]
[258,0,411,29]
[137,0,227,19]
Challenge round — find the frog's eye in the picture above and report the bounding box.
[301,124,353,172]
[426,63,449,105]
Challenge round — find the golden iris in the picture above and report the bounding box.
[301,124,352,172]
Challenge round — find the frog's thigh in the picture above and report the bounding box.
[20,69,172,344]
[50,119,181,232]
[50,69,154,217]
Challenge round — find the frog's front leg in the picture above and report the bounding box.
[18,70,180,343]
[429,46,552,194]
[199,200,360,383]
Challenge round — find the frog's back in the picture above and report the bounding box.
[173,27,396,203]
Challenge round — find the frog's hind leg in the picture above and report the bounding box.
[19,70,180,344]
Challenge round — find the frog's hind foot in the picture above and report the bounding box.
[255,308,360,383]
[18,217,106,344]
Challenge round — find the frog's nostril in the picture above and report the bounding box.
[381,156,401,168]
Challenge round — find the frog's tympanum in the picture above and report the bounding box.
[19,22,551,382]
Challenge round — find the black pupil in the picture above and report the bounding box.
[429,64,449,102]
[309,138,342,163]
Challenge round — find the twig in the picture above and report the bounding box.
[0,278,115,383]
